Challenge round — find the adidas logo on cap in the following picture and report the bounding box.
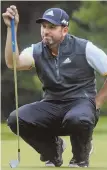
[45,10,54,16]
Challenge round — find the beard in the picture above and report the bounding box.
[43,36,53,45]
[42,36,61,48]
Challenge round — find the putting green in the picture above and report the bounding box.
[1,134,107,170]
[1,117,107,170]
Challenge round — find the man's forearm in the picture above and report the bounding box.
[96,79,107,109]
[5,26,19,68]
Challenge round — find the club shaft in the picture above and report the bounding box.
[13,52,20,157]
[11,19,20,161]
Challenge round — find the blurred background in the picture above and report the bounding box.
[1,1,107,122]
[1,1,107,169]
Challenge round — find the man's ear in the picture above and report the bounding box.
[63,26,68,36]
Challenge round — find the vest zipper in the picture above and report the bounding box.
[53,44,60,80]
[55,57,60,78]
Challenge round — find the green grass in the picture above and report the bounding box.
[1,116,107,170]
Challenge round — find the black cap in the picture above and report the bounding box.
[36,8,69,26]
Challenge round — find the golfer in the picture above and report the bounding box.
[2,5,107,167]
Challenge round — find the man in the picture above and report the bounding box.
[2,5,107,167]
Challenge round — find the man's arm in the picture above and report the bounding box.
[2,5,34,70]
[86,41,107,109]
[95,79,107,109]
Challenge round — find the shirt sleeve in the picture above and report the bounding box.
[86,41,107,76]
[20,44,35,68]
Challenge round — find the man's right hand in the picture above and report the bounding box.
[2,5,19,27]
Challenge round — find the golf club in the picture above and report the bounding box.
[9,18,20,168]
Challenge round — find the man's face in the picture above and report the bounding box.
[41,21,68,48]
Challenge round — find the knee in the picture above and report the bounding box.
[62,114,94,131]
[62,114,79,130]
[7,110,17,134]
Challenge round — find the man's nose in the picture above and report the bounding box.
[44,28,50,34]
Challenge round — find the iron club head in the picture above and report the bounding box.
[9,160,19,168]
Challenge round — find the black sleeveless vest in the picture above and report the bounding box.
[33,34,96,100]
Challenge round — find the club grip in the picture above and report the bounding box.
[11,18,16,52]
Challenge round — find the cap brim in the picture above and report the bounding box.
[36,18,61,25]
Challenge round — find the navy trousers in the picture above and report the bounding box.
[7,98,99,160]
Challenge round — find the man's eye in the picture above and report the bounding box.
[50,25,56,29]
[41,24,46,28]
